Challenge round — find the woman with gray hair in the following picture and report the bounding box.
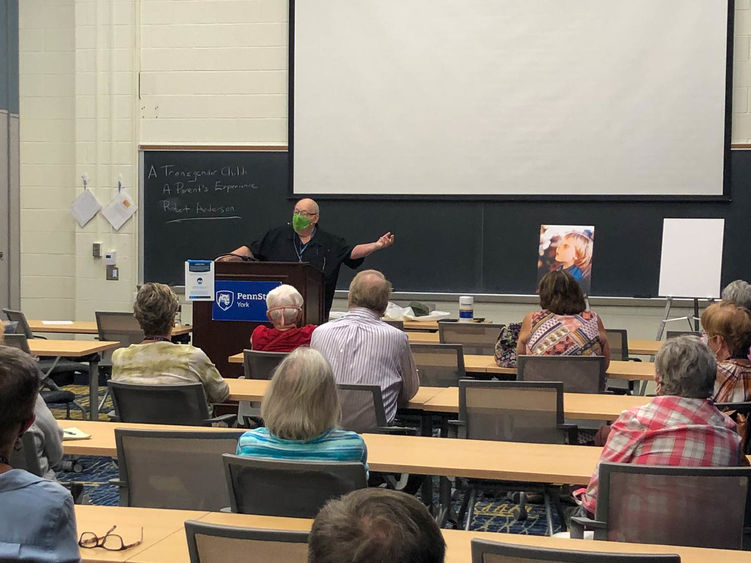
[112,282,229,408]
[250,284,317,352]
[577,335,743,515]
[722,279,751,311]
[236,348,367,471]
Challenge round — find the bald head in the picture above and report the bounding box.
[294,198,319,217]
[348,270,392,315]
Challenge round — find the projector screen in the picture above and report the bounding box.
[291,0,731,198]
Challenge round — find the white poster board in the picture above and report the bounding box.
[658,219,724,298]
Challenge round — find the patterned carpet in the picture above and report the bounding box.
[52,384,566,534]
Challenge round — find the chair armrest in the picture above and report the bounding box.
[205,413,237,427]
[109,478,126,487]
[569,515,606,538]
[447,419,465,427]
[376,425,417,436]
[626,357,642,362]
[32,334,48,340]
[559,423,578,445]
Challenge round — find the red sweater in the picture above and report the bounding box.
[250,324,316,352]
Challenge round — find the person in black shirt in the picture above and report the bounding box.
[222,198,394,315]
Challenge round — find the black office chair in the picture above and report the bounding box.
[114,428,244,510]
[222,455,367,517]
[185,521,308,563]
[604,329,639,394]
[664,330,701,340]
[517,355,607,394]
[571,462,751,549]
[470,539,681,563]
[3,333,84,418]
[336,383,414,435]
[238,350,289,426]
[452,380,576,534]
[382,319,405,330]
[95,311,146,411]
[108,381,235,426]
[410,342,467,387]
[438,320,505,355]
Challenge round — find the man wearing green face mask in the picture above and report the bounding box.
[222,198,395,316]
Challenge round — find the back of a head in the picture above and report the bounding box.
[722,279,751,311]
[655,335,716,399]
[266,284,304,326]
[0,346,40,448]
[308,488,445,563]
[261,347,340,441]
[537,270,586,315]
[700,301,751,357]
[348,270,392,316]
[134,282,179,336]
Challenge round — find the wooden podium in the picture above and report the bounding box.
[193,262,325,378]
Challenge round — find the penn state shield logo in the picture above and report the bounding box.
[216,290,235,311]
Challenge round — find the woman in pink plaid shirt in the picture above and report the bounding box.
[578,336,744,515]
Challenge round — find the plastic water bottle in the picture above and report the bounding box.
[459,296,474,323]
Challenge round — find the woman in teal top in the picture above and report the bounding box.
[236,348,368,475]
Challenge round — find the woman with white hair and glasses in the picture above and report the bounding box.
[251,284,317,352]
[236,348,367,472]
[576,335,743,515]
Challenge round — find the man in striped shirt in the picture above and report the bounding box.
[311,270,419,428]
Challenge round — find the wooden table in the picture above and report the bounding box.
[60,419,602,483]
[28,319,193,337]
[402,319,440,331]
[628,339,662,355]
[225,379,648,421]
[226,352,655,384]
[407,331,664,357]
[29,339,120,420]
[74,505,751,563]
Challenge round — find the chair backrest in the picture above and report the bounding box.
[109,381,211,425]
[470,539,681,563]
[115,428,244,510]
[8,432,43,477]
[459,380,567,444]
[242,349,288,380]
[2,333,31,354]
[597,461,751,549]
[438,321,505,355]
[382,319,404,330]
[605,329,629,361]
[410,343,466,387]
[185,521,308,563]
[336,383,389,433]
[517,355,606,394]
[222,454,367,517]
[95,311,146,363]
[665,330,701,340]
[2,308,33,339]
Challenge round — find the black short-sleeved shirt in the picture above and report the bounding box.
[249,224,364,315]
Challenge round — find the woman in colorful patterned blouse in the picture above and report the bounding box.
[701,301,751,403]
[236,347,368,474]
[517,270,610,369]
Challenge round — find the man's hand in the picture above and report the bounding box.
[375,232,395,250]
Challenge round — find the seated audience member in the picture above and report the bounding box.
[0,347,79,561]
[311,270,419,426]
[112,283,229,408]
[29,396,64,480]
[701,301,751,403]
[250,284,316,352]
[236,348,367,471]
[517,270,611,368]
[308,488,445,563]
[578,336,743,515]
[722,279,751,311]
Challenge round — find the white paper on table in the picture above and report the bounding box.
[101,189,137,231]
[41,320,74,325]
[70,189,101,228]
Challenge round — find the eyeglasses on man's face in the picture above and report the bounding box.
[293,209,318,218]
[79,525,143,551]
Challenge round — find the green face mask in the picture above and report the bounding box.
[292,213,312,232]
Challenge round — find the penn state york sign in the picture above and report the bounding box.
[211,280,282,322]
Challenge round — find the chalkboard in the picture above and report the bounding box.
[142,149,751,297]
